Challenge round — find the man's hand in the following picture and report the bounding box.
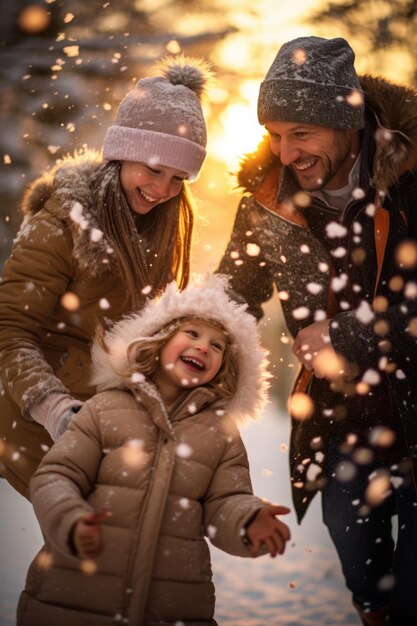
[292,319,332,371]
[72,509,110,559]
[292,320,355,380]
[245,504,291,558]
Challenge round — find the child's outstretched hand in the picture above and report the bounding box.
[72,509,110,559]
[245,504,291,558]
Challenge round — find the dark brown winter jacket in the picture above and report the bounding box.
[217,75,417,521]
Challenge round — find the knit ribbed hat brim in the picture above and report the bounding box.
[103,126,206,180]
[258,79,364,129]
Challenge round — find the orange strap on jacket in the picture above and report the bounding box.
[373,198,390,302]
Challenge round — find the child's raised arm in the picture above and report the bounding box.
[244,504,291,558]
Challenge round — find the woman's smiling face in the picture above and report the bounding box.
[120,161,187,214]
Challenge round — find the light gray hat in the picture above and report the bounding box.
[258,36,365,130]
[103,57,210,180]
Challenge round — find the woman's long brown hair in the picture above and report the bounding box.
[91,161,194,309]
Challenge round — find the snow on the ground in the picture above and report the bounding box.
[0,403,360,626]
[211,404,360,625]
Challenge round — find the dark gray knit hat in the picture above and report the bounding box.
[258,36,365,130]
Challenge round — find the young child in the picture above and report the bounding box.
[17,275,291,626]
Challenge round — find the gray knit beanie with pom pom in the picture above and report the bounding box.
[103,56,211,180]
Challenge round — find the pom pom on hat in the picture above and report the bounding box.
[103,55,212,180]
[158,55,212,99]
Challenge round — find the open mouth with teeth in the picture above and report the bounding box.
[180,356,206,372]
[137,188,159,204]
[293,157,319,171]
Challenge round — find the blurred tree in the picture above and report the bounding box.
[309,0,417,82]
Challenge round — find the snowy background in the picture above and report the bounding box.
[0,403,360,626]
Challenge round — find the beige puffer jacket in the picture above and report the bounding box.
[17,382,266,626]
[0,152,134,497]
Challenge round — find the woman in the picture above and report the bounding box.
[0,55,211,498]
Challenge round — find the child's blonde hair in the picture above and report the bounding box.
[104,316,239,400]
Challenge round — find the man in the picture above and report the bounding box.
[217,36,417,626]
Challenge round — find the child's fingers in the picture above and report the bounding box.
[275,519,291,543]
[84,508,111,525]
[273,531,287,554]
[249,538,262,558]
[264,536,278,558]
[74,518,104,559]
[81,542,102,559]
[268,504,291,516]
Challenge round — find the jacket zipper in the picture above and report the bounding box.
[119,427,168,623]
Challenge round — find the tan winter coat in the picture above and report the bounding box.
[17,383,266,626]
[0,152,134,497]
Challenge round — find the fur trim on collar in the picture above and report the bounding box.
[20,150,116,277]
[91,274,270,424]
[237,75,417,195]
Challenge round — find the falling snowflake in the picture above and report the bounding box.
[176,443,192,458]
[362,369,380,385]
[352,187,365,200]
[306,463,321,481]
[80,559,97,575]
[365,203,376,217]
[355,300,375,324]
[131,372,145,383]
[99,298,110,310]
[326,222,347,238]
[292,306,310,320]
[122,439,145,468]
[366,473,391,506]
[246,243,260,257]
[91,228,103,242]
[306,282,323,295]
[335,461,356,482]
[331,274,347,292]
[331,247,347,258]
[207,525,217,539]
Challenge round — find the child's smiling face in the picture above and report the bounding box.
[154,320,226,405]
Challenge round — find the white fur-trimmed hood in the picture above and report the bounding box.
[91,274,270,424]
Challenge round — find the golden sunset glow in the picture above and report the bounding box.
[208,80,265,171]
